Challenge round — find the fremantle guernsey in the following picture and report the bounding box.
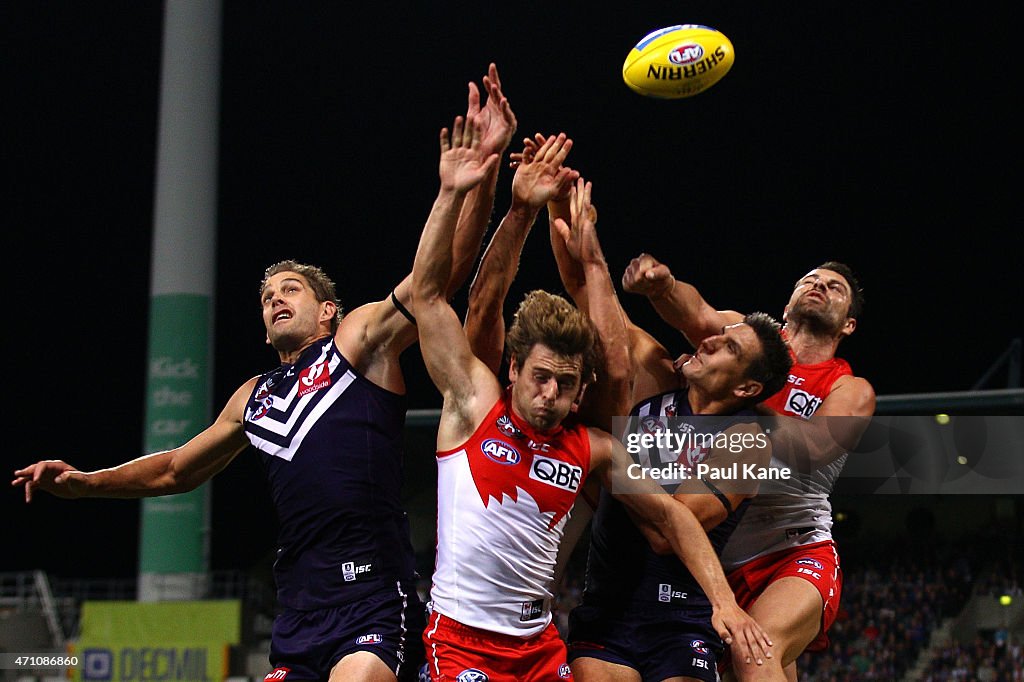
[430,392,592,637]
[243,336,416,610]
[721,355,853,571]
[582,389,753,609]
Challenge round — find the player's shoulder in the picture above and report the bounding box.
[826,372,876,415]
[585,424,618,464]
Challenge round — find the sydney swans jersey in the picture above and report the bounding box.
[430,393,592,637]
[721,356,853,570]
[243,336,416,609]
[583,389,751,609]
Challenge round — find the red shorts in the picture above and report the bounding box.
[727,540,842,652]
[423,611,572,682]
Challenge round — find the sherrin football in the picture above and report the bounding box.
[622,24,735,99]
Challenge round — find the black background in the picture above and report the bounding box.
[7,2,1021,580]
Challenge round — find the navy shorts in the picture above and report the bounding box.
[267,581,426,682]
[566,602,722,682]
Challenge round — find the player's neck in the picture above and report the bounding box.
[686,387,730,416]
[785,323,840,365]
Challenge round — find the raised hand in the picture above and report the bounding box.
[510,133,579,210]
[466,63,517,158]
[553,177,605,267]
[509,132,547,169]
[622,252,675,298]
[439,114,500,194]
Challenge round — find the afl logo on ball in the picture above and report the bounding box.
[668,43,704,65]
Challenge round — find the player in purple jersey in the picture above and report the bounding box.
[12,64,518,682]
[542,179,791,682]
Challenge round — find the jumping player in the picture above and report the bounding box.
[412,119,772,682]
[11,64,519,682]
[623,255,875,682]
[544,178,792,682]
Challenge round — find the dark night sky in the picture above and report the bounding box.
[7,2,1021,580]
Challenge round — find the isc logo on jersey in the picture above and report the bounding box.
[530,453,582,492]
[481,439,521,465]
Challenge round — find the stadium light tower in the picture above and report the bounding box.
[138,0,222,602]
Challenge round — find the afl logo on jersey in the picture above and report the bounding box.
[297,360,332,397]
[481,439,521,465]
[255,376,277,401]
[355,633,383,645]
[252,396,274,420]
[641,415,665,434]
[796,558,824,570]
[691,639,710,655]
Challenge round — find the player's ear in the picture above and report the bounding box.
[572,383,589,412]
[735,380,763,400]
[840,316,857,338]
[507,354,520,383]
[320,300,337,325]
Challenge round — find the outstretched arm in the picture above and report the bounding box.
[12,379,255,502]
[622,253,744,348]
[551,178,632,432]
[449,63,518,297]
[592,429,772,665]
[464,133,577,373]
[338,64,516,388]
[412,115,502,448]
[761,374,876,471]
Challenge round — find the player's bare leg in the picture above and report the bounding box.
[329,651,397,682]
[571,657,641,681]
[729,577,822,682]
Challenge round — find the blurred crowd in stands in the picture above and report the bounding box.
[543,511,1022,681]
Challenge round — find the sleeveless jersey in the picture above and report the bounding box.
[430,392,592,637]
[721,355,853,571]
[243,336,416,610]
[582,389,753,609]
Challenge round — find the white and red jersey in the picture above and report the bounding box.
[430,392,592,638]
[721,356,853,571]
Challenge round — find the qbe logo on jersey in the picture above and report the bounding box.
[784,388,823,418]
[529,453,582,492]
